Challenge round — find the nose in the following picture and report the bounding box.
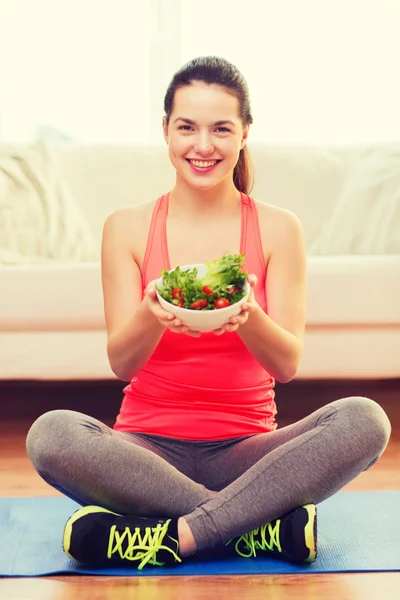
[194,132,214,155]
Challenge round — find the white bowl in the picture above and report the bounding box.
[156,263,250,332]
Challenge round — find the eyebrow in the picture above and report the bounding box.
[173,117,236,127]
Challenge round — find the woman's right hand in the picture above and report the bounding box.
[144,280,201,338]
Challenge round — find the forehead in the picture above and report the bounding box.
[172,81,241,120]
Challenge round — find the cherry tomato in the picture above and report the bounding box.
[172,298,184,307]
[227,285,240,294]
[172,287,183,299]
[190,299,208,310]
[202,285,214,295]
[214,297,231,309]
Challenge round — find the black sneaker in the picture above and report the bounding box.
[226,504,317,563]
[63,506,182,570]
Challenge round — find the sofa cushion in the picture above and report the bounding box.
[309,146,400,254]
[250,144,348,248]
[1,257,399,331]
[0,140,98,264]
[306,255,400,324]
[0,263,104,331]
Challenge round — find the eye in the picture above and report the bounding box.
[177,125,231,132]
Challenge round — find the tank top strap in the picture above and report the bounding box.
[240,192,266,275]
[142,193,170,288]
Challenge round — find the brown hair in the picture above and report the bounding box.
[163,56,254,195]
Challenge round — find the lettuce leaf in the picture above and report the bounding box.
[157,253,248,310]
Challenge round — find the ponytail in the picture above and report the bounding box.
[233,145,254,195]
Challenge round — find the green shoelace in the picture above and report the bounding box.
[227,519,282,558]
[107,519,182,570]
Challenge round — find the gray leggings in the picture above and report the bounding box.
[26,396,391,552]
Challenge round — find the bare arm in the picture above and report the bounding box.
[236,210,307,383]
[101,209,166,381]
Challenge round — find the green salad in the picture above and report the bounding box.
[157,253,248,311]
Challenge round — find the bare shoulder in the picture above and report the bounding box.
[102,200,156,259]
[103,200,155,235]
[255,199,303,234]
[254,199,304,259]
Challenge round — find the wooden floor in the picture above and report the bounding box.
[1,380,400,599]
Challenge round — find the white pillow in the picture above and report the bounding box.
[0,139,98,264]
[309,146,400,255]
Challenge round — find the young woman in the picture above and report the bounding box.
[26,56,391,571]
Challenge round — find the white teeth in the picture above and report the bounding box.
[189,159,218,168]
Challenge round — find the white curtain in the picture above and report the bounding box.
[0,0,399,145]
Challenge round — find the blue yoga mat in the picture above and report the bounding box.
[0,491,399,577]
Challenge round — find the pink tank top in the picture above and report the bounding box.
[114,191,277,440]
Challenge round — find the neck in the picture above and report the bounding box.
[169,177,242,221]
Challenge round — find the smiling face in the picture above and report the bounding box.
[163,81,249,191]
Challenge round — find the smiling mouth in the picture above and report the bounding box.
[186,159,222,168]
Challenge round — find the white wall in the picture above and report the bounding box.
[0,0,399,145]
[181,0,400,145]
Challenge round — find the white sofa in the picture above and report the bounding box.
[1,141,399,381]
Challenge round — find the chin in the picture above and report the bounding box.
[184,178,218,191]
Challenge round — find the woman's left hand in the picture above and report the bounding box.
[212,274,259,336]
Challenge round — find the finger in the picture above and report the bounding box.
[146,293,173,315]
[162,318,181,331]
[146,290,162,306]
[177,326,200,337]
[158,309,175,322]
[145,278,159,291]
[186,330,201,338]
[165,322,186,333]
[223,324,238,332]
[145,281,159,295]
[248,274,258,286]
[165,322,201,337]
[240,306,255,317]
[156,312,176,327]
[230,313,247,323]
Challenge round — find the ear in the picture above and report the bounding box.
[162,116,169,144]
[240,124,250,149]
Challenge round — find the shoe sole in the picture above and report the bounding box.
[303,503,317,563]
[63,505,121,560]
